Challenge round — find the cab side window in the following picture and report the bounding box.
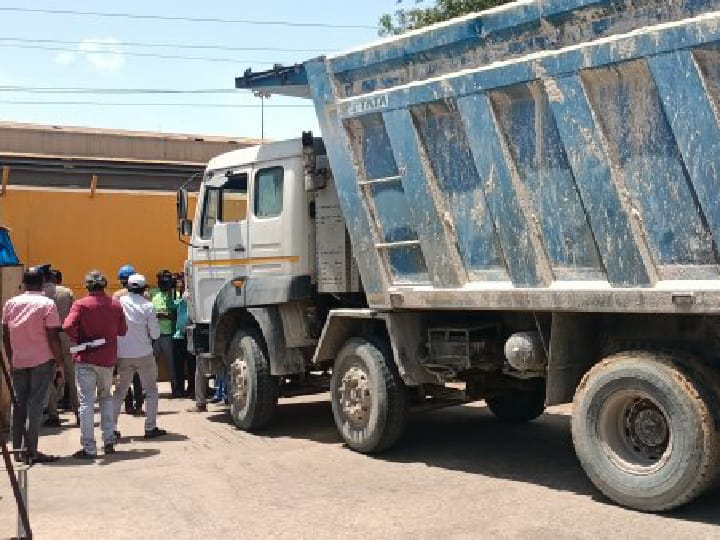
[254,167,284,218]
[222,174,248,222]
[199,173,248,240]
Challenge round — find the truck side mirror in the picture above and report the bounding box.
[179,219,193,237]
[177,187,189,221]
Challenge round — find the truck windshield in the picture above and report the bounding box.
[199,173,248,240]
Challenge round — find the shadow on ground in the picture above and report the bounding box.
[38,448,161,467]
[99,448,161,465]
[210,396,720,525]
[116,432,189,444]
[207,399,340,445]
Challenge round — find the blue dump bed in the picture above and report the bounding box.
[238,0,720,313]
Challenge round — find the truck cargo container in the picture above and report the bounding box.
[180,0,720,511]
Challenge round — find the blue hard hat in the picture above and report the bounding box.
[118,264,136,279]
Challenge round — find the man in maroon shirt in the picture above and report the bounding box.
[63,270,127,458]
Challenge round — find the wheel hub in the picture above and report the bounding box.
[598,390,674,473]
[338,366,371,426]
[625,398,669,460]
[231,356,249,408]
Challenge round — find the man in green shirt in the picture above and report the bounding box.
[152,270,179,397]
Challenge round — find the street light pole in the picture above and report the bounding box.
[253,90,271,139]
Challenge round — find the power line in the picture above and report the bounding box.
[0,6,376,30]
[0,42,277,64]
[0,36,334,53]
[0,100,312,108]
[0,85,241,95]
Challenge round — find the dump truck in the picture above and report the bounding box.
[178,0,720,511]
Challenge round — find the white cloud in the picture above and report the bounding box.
[54,38,126,73]
[0,68,20,85]
[78,38,126,73]
[55,51,77,65]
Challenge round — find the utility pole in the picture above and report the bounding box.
[253,90,271,139]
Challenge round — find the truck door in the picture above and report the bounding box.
[247,162,297,277]
[190,171,249,323]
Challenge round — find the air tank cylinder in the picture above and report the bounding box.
[504,331,547,372]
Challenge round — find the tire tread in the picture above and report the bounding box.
[333,336,408,454]
[573,350,719,511]
[227,329,278,431]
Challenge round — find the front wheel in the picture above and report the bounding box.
[572,351,720,512]
[226,329,278,430]
[331,337,408,454]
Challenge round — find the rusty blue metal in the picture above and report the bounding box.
[649,49,720,262]
[456,93,544,287]
[547,75,651,286]
[383,108,465,287]
[410,101,508,282]
[303,59,388,304]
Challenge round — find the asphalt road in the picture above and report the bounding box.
[1,390,719,539]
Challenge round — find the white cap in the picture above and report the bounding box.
[127,273,146,288]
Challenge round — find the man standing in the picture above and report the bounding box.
[41,264,75,427]
[63,270,127,458]
[152,270,178,397]
[113,264,136,299]
[112,274,166,439]
[173,273,195,397]
[113,263,143,416]
[2,267,64,464]
[51,269,78,415]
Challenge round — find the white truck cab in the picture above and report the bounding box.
[177,133,361,430]
[187,138,313,326]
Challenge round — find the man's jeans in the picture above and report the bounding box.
[75,363,115,454]
[154,335,175,394]
[113,355,159,432]
[12,360,53,456]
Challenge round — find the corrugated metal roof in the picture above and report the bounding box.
[0,120,262,144]
[0,120,264,164]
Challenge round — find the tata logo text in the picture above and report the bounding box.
[347,94,389,115]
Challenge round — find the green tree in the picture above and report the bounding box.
[379,0,513,36]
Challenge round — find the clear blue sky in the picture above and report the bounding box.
[0,1,400,140]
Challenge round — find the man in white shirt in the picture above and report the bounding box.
[41,264,76,427]
[111,274,166,443]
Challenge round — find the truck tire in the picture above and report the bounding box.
[226,329,278,431]
[331,337,408,454]
[572,351,720,512]
[486,379,546,423]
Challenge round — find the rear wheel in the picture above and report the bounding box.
[572,351,720,512]
[226,329,278,430]
[331,337,408,454]
[486,379,546,423]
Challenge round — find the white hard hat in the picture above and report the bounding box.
[127,273,147,288]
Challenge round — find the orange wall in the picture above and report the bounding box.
[1,187,199,298]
